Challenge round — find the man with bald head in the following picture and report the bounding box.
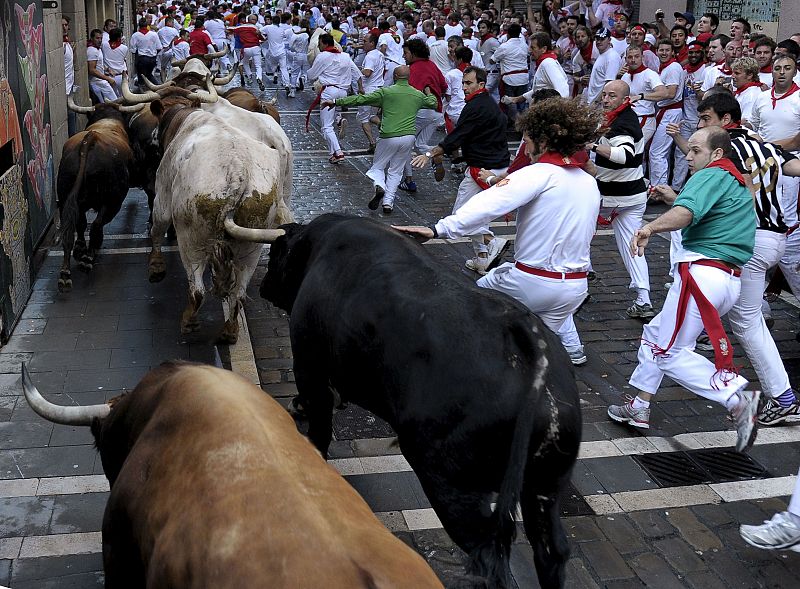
[608,126,760,454]
[591,80,653,318]
[324,65,438,213]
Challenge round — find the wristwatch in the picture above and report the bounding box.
[425,151,433,158]
[640,92,645,101]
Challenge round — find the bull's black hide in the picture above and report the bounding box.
[260,214,582,589]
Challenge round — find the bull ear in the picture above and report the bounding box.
[150,99,164,119]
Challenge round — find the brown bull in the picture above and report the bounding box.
[220,87,281,123]
[21,362,444,589]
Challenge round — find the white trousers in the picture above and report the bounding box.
[600,202,650,292]
[404,109,445,177]
[452,168,507,254]
[779,229,800,299]
[242,46,262,80]
[366,135,415,207]
[159,49,173,82]
[357,83,381,124]
[384,61,398,86]
[478,263,587,351]
[728,230,790,398]
[630,263,748,406]
[111,74,123,98]
[90,79,117,103]
[779,176,800,228]
[640,116,657,147]
[790,466,800,517]
[288,51,308,87]
[649,109,682,187]
[320,86,348,155]
[671,117,697,190]
[270,51,290,87]
[486,71,500,102]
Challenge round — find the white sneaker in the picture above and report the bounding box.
[740,511,800,552]
[567,346,587,366]
[465,256,489,275]
[288,88,296,98]
[485,237,510,271]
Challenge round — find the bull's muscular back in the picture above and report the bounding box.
[99,363,442,589]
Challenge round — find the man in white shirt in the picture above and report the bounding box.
[263,17,290,89]
[102,28,128,97]
[732,56,764,124]
[157,16,179,82]
[443,13,462,39]
[443,46,470,131]
[699,34,733,99]
[357,33,385,151]
[130,17,161,88]
[649,39,686,187]
[672,41,707,189]
[63,16,76,136]
[587,28,622,104]
[428,27,451,75]
[87,28,117,102]
[755,38,776,88]
[477,20,500,101]
[527,32,569,97]
[378,21,405,86]
[307,33,361,163]
[491,23,528,125]
[621,45,666,147]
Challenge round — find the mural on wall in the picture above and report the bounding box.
[694,0,781,38]
[0,0,55,341]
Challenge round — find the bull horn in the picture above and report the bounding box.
[224,211,285,243]
[67,94,95,114]
[205,47,228,59]
[121,72,161,104]
[143,76,174,91]
[268,96,278,105]
[21,364,110,426]
[213,68,236,86]
[118,103,147,113]
[186,75,219,104]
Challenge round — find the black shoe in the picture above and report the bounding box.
[382,205,393,214]
[298,78,304,91]
[369,185,385,210]
[273,75,278,84]
[257,78,265,91]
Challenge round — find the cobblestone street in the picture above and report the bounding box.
[1,79,800,588]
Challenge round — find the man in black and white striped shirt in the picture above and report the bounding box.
[591,80,654,318]
[667,91,800,426]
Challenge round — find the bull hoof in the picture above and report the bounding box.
[57,277,72,293]
[217,331,239,345]
[72,243,87,260]
[149,270,166,283]
[77,260,93,273]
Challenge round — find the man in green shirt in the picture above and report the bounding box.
[608,126,761,453]
[322,66,438,213]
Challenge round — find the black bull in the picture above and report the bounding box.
[260,214,582,589]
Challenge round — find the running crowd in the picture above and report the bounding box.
[76,0,800,559]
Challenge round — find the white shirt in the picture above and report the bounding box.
[158,26,179,49]
[588,48,622,104]
[204,18,227,44]
[102,43,128,74]
[444,23,463,39]
[463,37,479,53]
[172,40,190,61]
[528,57,569,98]
[643,49,660,72]
[378,31,404,64]
[263,24,288,55]
[622,69,663,116]
[428,39,451,75]
[130,30,161,57]
[750,87,800,144]
[610,37,628,56]
[492,37,528,87]
[64,42,74,94]
[290,30,309,54]
[87,45,106,77]
[657,61,686,108]
[444,67,465,120]
[307,50,358,88]
[736,85,764,123]
[436,163,601,273]
[759,71,774,88]
[701,63,727,93]
[362,48,385,89]
[682,64,707,121]
[478,36,500,71]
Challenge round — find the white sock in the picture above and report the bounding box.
[631,396,650,409]
[636,289,651,306]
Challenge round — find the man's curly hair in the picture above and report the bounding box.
[516,98,605,156]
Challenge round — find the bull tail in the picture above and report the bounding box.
[210,240,237,298]
[474,326,551,586]
[60,131,96,253]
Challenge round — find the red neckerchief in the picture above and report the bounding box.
[480,33,495,43]
[138,27,149,34]
[109,39,122,49]
[579,43,593,64]
[628,64,646,78]
[734,81,761,96]
[611,30,626,40]
[723,122,740,129]
[659,58,677,73]
[719,62,732,75]
[706,158,746,186]
[465,88,487,101]
[63,34,70,43]
[537,151,585,167]
[322,46,341,54]
[760,64,772,74]
[535,51,558,67]
[771,83,800,108]
[642,42,652,51]
[684,60,704,73]
[604,97,631,125]
[604,0,622,4]
[457,62,469,72]
[676,45,688,62]
[173,38,187,45]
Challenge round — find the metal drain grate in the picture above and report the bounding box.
[633,448,769,488]
[560,483,594,517]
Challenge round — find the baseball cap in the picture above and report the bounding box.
[595,28,610,40]
[674,11,695,26]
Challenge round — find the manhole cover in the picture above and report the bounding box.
[332,404,395,440]
[560,482,594,517]
[634,449,770,487]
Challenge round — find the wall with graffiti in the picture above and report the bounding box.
[0,0,56,341]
